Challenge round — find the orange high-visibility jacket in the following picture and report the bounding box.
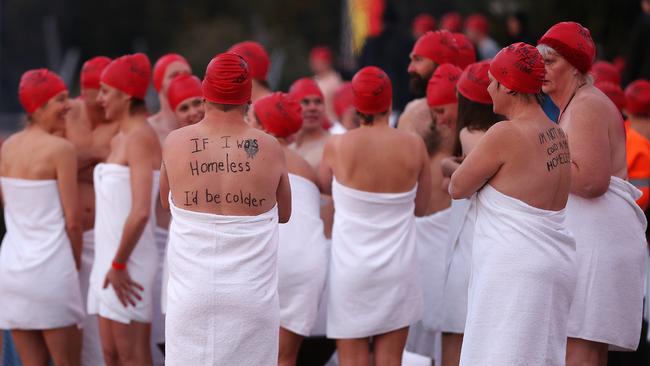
[625,121,650,210]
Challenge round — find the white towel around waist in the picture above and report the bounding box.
[566,176,648,350]
[88,163,160,324]
[0,177,83,329]
[278,174,329,336]
[165,195,279,366]
[327,179,423,338]
[460,184,576,366]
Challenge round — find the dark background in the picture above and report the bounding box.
[0,0,644,129]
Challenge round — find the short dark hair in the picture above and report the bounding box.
[356,110,388,125]
[454,93,504,155]
[129,98,147,115]
[207,101,247,112]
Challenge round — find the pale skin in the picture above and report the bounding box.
[159,101,291,223]
[318,110,432,366]
[0,90,82,366]
[540,48,627,366]
[250,113,320,366]
[64,88,120,231]
[96,83,162,366]
[173,96,205,128]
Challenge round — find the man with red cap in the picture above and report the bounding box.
[412,14,436,40]
[452,33,477,70]
[251,92,329,366]
[451,42,576,365]
[167,74,204,128]
[539,22,648,364]
[399,30,460,133]
[624,80,650,211]
[465,13,500,60]
[330,82,359,134]
[229,41,272,102]
[160,52,291,365]
[1,68,83,366]
[289,77,330,169]
[310,46,342,124]
[88,53,162,366]
[319,66,431,365]
[65,55,117,366]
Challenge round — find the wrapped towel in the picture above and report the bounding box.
[566,176,648,350]
[0,178,83,329]
[151,227,167,365]
[80,230,104,366]
[441,198,476,334]
[165,197,279,365]
[88,163,160,324]
[327,179,423,338]
[460,185,577,366]
[278,174,329,336]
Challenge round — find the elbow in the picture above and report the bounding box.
[65,220,82,235]
[573,178,609,199]
[449,178,470,200]
[279,211,291,224]
[131,209,151,226]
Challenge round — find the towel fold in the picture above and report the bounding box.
[327,179,423,338]
[278,174,329,336]
[566,176,648,350]
[0,177,83,329]
[165,196,279,366]
[460,185,577,366]
[80,230,104,366]
[88,163,160,324]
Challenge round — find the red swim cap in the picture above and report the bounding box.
[591,61,621,85]
[310,46,333,64]
[625,79,650,116]
[202,52,252,105]
[412,30,459,66]
[538,21,595,74]
[453,33,477,69]
[595,81,626,112]
[465,14,489,34]
[333,82,354,119]
[19,69,68,114]
[152,53,190,92]
[490,43,545,94]
[457,60,492,104]
[289,78,324,102]
[426,63,462,107]
[412,14,436,35]
[167,74,203,112]
[229,41,270,82]
[101,53,151,100]
[253,92,302,138]
[352,66,392,114]
[81,56,111,90]
[440,12,463,33]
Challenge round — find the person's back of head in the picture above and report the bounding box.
[202,52,252,116]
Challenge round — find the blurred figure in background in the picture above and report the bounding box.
[310,46,343,124]
[465,14,499,60]
[505,12,536,45]
[440,12,463,33]
[624,0,650,83]
[412,14,436,40]
[330,82,359,134]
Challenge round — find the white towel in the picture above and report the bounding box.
[151,227,168,365]
[278,174,329,336]
[566,176,648,350]
[460,185,577,366]
[0,178,84,329]
[327,179,423,338]
[165,197,279,366]
[80,230,105,366]
[88,163,160,324]
[441,198,476,334]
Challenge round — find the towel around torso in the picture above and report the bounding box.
[165,195,279,366]
[327,178,423,338]
[278,174,329,336]
[88,163,160,324]
[460,184,577,366]
[565,176,648,350]
[0,177,83,329]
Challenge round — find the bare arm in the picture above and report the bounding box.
[414,138,433,217]
[563,101,612,198]
[276,171,292,224]
[159,160,170,211]
[55,142,83,269]
[76,146,111,170]
[450,122,508,199]
[317,138,335,195]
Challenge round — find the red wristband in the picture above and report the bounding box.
[112,260,126,271]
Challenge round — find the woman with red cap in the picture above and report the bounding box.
[161,52,291,365]
[450,43,576,365]
[330,82,359,134]
[252,92,329,366]
[167,74,205,128]
[149,53,192,143]
[88,53,162,366]
[538,22,648,364]
[0,69,84,365]
[319,66,431,365]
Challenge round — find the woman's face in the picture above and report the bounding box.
[540,50,575,96]
[174,97,205,127]
[33,90,70,132]
[97,83,129,120]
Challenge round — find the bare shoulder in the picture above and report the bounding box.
[284,147,318,183]
[163,124,197,148]
[397,98,428,132]
[65,98,84,124]
[47,134,77,160]
[128,120,160,147]
[569,87,617,127]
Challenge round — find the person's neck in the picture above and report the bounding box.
[548,76,584,113]
[28,121,54,134]
[153,94,178,127]
[86,103,108,129]
[203,107,248,130]
[315,68,335,78]
[118,112,146,133]
[251,82,271,102]
[505,98,543,122]
[296,127,327,145]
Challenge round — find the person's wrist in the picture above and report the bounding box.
[112,260,126,271]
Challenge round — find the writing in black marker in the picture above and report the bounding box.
[184,190,198,206]
[190,138,209,153]
[189,153,252,176]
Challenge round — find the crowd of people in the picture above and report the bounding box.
[0,7,649,366]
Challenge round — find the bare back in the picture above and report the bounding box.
[163,117,288,216]
[106,117,162,169]
[1,129,72,180]
[396,98,431,136]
